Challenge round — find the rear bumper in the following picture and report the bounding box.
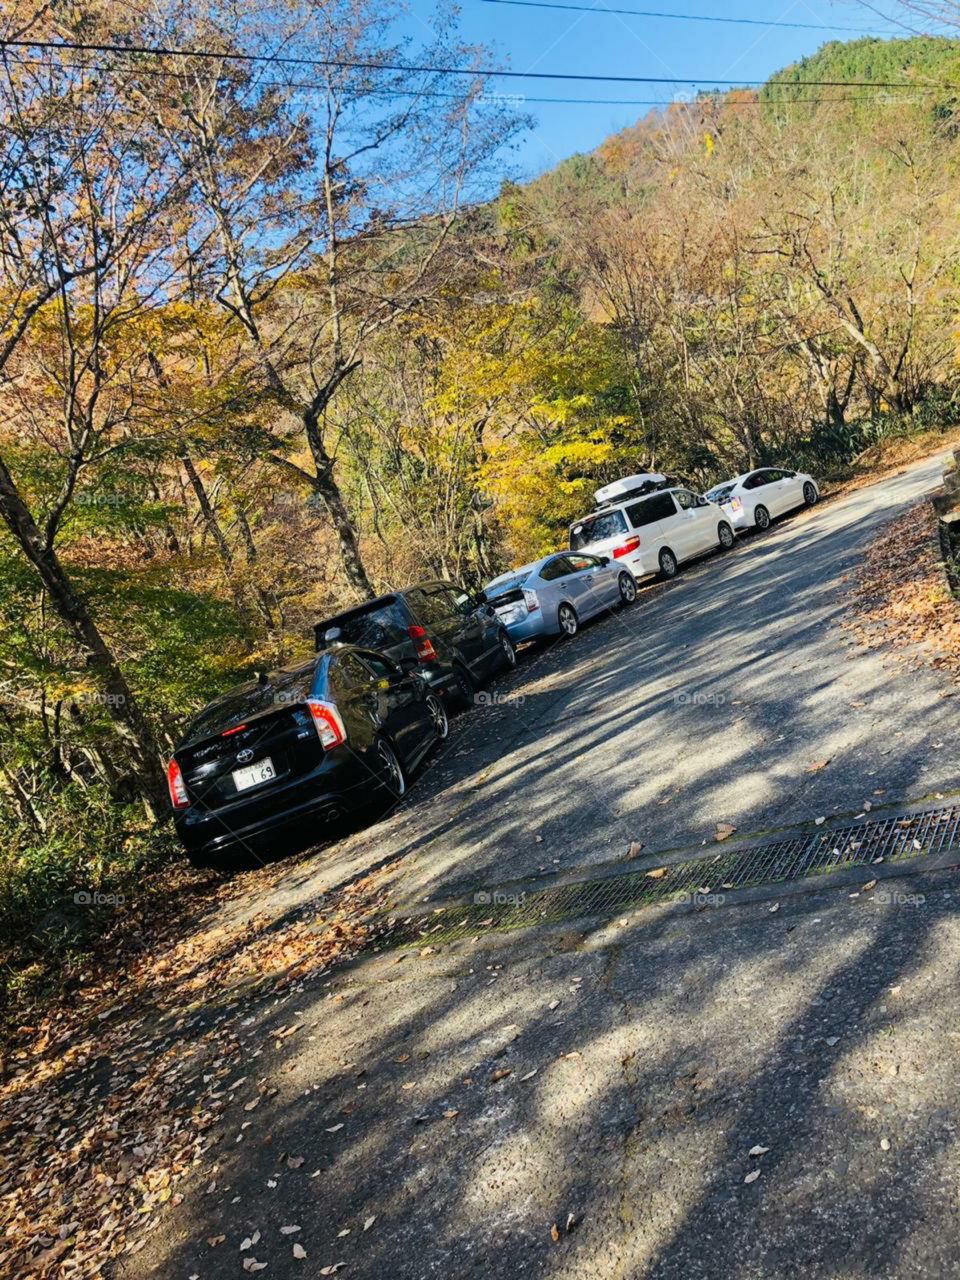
[174,751,374,859]
[720,504,750,530]
[500,612,548,642]
[624,548,661,577]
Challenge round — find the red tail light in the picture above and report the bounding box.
[167,757,190,810]
[407,624,438,661]
[612,535,640,559]
[306,699,347,750]
[221,723,247,737]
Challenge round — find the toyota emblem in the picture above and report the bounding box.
[236,748,254,764]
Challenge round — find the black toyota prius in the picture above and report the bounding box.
[168,645,449,867]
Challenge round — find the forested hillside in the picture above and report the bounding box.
[2,2,960,1007]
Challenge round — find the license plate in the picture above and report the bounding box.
[232,757,277,791]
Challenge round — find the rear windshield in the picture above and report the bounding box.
[569,510,627,550]
[316,599,409,651]
[183,664,316,743]
[484,571,532,600]
[705,483,736,502]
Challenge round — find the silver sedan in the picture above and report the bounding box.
[482,552,638,642]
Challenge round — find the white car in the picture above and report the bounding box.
[704,467,819,532]
[568,478,736,581]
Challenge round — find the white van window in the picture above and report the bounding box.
[569,510,627,550]
[627,493,676,527]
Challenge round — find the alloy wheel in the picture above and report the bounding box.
[558,603,579,637]
[659,549,678,578]
[718,522,735,549]
[500,633,516,667]
[618,572,637,604]
[376,737,406,797]
[426,694,449,740]
[803,482,818,506]
[754,505,770,530]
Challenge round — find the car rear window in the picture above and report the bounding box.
[705,484,735,502]
[316,598,410,650]
[627,492,677,527]
[569,510,627,550]
[183,664,316,743]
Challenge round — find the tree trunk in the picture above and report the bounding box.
[0,453,167,817]
[303,402,374,600]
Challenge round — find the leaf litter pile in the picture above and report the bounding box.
[843,500,960,679]
[0,855,398,1277]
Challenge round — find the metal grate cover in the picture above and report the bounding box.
[377,804,960,949]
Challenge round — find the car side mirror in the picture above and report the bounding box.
[596,554,610,566]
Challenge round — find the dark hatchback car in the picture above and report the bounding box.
[168,645,449,867]
[314,579,515,707]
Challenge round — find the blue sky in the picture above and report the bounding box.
[406,0,925,176]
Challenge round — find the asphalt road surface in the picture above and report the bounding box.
[130,449,960,1280]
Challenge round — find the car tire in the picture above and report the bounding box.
[803,482,818,506]
[717,521,735,549]
[424,693,449,741]
[374,735,407,799]
[557,602,579,637]
[617,572,638,605]
[497,630,517,670]
[658,548,679,579]
[449,664,475,711]
[754,505,771,531]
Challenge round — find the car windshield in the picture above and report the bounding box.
[316,599,408,650]
[569,510,627,550]
[705,483,736,502]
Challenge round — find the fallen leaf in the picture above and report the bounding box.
[768,902,780,914]
[243,1260,268,1273]
[520,1069,538,1081]
[550,1223,560,1243]
[491,1068,512,1083]
[748,1145,769,1157]
[565,1212,577,1233]
[244,1098,260,1112]
[363,1216,376,1232]
[325,1124,344,1133]
[714,823,737,842]
[442,1109,459,1119]
[862,880,877,892]
[744,1169,761,1184]
[806,759,831,773]
[207,1235,226,1247]
[280,1225,301,1235]
[815,817,826,825]
[293,1243,307,1260]
[626,841,645,859]
[287,1156,305,1169]
[645,866,667,879]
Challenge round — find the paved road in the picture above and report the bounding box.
[132,449,960,1280]
[220,446,960,925]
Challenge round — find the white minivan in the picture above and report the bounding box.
[568,485,735,581]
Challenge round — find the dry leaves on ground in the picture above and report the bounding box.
[843,499,960,679]
[0,858,399,1278]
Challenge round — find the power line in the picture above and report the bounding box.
[6,53,946,109]
[0,35,949,90]
[479,0,896,35]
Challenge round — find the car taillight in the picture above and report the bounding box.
[407,624,438,661]
[522,589,540,613]
[306,699,347,750]
[612,535,640,559]
[167,758,190,810]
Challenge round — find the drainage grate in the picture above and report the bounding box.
[377,804,960,948]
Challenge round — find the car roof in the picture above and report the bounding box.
[572,486,686,521]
